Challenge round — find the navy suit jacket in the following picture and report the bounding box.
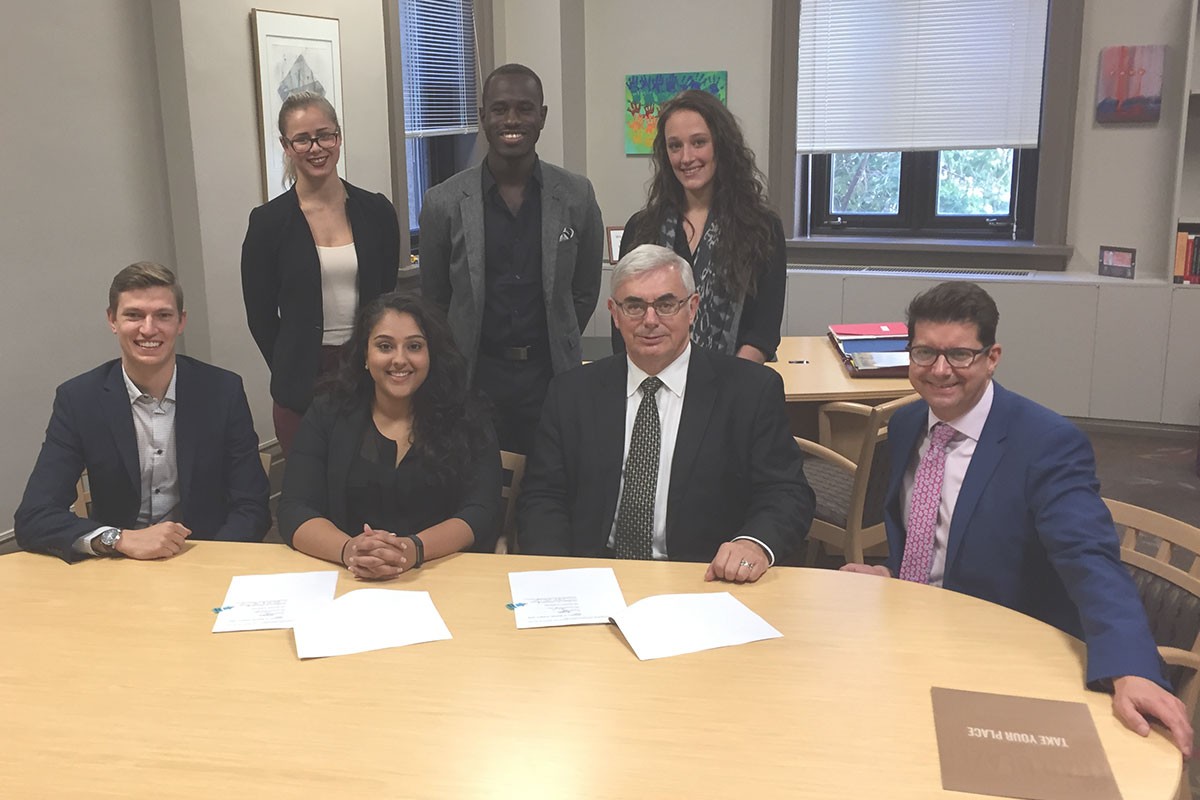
[885,382,1167,689]
[518,348,814,563]
[15,356,271,563]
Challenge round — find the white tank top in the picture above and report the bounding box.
[317,243,359,346]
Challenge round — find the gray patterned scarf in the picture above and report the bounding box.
[660,210,744,355]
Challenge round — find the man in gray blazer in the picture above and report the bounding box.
[419,63,603,454]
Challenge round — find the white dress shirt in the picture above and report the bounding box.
[901,380,994,586]
[606,344,775,563]
[73,364,181,555]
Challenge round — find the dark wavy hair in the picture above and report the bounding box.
[630,89,775,298]
[328,292,490,493]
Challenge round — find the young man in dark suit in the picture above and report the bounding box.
[518,244,813,582]
[419,63,603,454]
[842,280,1192,756]
[15,262,270,563]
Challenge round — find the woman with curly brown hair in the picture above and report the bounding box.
[617,90,786,363]
[279,292,500,578]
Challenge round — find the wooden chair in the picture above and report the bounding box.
[71,473,92,518]
[1106,497,1200,798]
[793,393,920,565]
[496,450,526,554]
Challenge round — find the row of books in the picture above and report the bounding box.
[1173,227,1200,284]
[827,323,909,378]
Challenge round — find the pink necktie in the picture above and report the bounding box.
[898,422,957,583]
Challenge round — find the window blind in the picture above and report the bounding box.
[401,0,479,138]
[796,0,1048,154]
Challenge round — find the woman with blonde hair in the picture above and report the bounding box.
[242,91,400,454]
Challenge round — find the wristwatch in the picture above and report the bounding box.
[94,527,123,556]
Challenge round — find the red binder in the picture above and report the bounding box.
[828,322,908,339]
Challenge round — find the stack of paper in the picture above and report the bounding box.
[212,571,452,659]
[507,568,782,660]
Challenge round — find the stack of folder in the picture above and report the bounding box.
[827,322,910,378]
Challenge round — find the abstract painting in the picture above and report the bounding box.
[252,10,346,200]
[624,71,727,155]
[1095,45,1165,124]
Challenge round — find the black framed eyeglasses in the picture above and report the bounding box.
[285,130,340,153]
[613,294,694,319]
[909,344,992,368]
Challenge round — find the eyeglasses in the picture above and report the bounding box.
[909,345,992,368]
[613,294,694,319]
[285,130,340,153]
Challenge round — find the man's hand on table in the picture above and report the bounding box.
[705,539,770,584]
[1112,675,1194,758]
[839,563,892,577]
[114,522,191,560]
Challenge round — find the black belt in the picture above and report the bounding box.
[480,340,548,361]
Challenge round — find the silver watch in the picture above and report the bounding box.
[97,527,122,555]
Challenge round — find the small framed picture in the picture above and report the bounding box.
[1098,245,1136,279]
[606,226,624,264]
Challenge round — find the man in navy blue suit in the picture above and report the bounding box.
[843,281,1192,756]
[15,262,270,563]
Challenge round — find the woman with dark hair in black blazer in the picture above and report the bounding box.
[279,293,500,577]
[241,91,400,455]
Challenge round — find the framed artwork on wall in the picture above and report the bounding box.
[624,71,727,155]
[606,226,624,264]
[1095,44,1165,124]
[251,10,346,201]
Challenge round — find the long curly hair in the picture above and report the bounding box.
[631,89,774,298]
[328,292,490,494]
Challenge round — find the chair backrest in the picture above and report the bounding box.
[796,393,920,564]
[1105,498,1200,720]
[848,393,921,530]
[72,473,92,519]
[497,450,526,554]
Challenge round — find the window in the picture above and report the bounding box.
[793,0,1049,240]
[401,0,480,235]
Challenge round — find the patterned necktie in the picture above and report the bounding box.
[898,422,957,583]
[613,376,664,560]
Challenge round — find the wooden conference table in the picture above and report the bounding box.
[0,543,1180,799]
[768,335,914,439]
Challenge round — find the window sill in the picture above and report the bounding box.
[786,236,1073,272]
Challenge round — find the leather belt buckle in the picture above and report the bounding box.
[503,346,531,361]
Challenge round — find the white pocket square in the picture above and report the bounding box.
[559,227,575,242]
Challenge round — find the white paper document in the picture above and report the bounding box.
[507,567,627,628]
[211,571,339,633]
[292,589,452,659]
[610,592,782,660]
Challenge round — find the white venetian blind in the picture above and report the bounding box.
[401,0,479,138]
[796,0,1048,154]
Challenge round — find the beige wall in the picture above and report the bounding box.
[1065,0,1191,278]
[1,1,175,526]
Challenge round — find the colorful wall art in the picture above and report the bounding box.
[624,71,727,154]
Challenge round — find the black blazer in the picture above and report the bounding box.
[14,357,271,563]
[241,181,400,413]
[517,347,814,563]
[277,395,502,554]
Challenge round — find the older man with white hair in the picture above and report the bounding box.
[518,244,813,582]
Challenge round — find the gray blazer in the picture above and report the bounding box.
[418,161,604,377]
